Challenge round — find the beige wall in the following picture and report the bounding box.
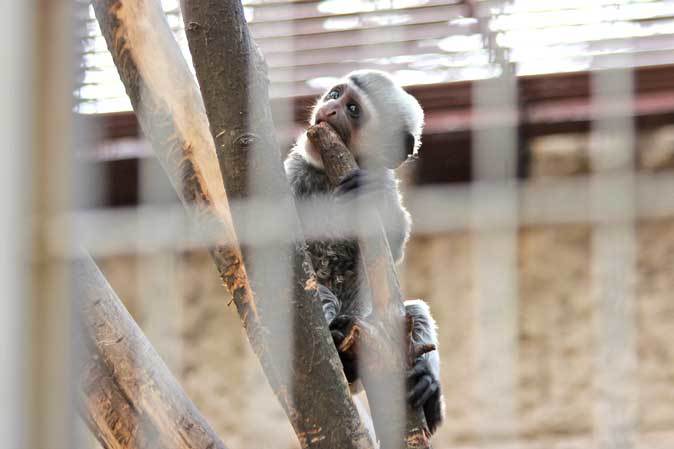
[97,216,674,449]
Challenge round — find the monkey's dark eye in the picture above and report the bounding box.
[347,103,360,118]
[327,90,340,100]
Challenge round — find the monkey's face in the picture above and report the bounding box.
[309,83,369,158]
[308,82,414,169]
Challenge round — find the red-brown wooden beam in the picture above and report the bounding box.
[80,64,674,197]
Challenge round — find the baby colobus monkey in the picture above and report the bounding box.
[284,70,444,433]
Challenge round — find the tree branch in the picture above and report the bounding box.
[92,1,374,448]
[74,252,228,449]
[308,123,433,449]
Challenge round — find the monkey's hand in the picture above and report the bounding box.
[329,315,359,384]
[334,169,388,201]
[408,357,444,434]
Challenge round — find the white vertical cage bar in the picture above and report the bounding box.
[590,63,639,449]
[471,76,520,442]
[0,1,34,448]
[122,0,192,381]
[137,147,186,373]
[470,2,519,437]
[353,5,412,445]
[245,3,296,434]
[129,1,187,440]
[26,0,78,448]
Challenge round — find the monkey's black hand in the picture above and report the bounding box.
[335,169,387,201]
[408,357,443,434]
[329,315,359,383]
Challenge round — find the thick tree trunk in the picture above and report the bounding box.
[308,123,433,449]
[91,1,373,448]
[74,253,228,449]
[180,2,375,448]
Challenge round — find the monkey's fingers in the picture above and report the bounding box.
[412,379,439,409]
[411,343,436,360]
[405,314,415,340]
[338,323,361,353]
[329,314,353,330]
[334,169,388,200]
[331,329,346,344]
[406,363,427,382]
[407,374,432,405]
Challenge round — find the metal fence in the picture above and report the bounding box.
[2,1,674,449]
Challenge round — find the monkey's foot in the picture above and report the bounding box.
[407,357,444,434]
[329,315,361,383]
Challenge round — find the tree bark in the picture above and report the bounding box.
[91,1,374,448]
[307,123,433,449]
[180,1,375,448]
[74,253,228,449]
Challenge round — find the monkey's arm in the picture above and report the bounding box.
[316,285,361,386]
[316,284,361,383]
[380,191,411,263]
[336,169,411,263]
[405,299,445,434]
[329,299,445,431]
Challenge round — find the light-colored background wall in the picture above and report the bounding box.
[97,217,674,449]
[96,127,674,449]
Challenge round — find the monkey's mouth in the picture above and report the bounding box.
[315,119,350,147]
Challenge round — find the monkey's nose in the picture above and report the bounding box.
[316,108,337,124]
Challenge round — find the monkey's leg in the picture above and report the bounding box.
[317,283,340,324]
[405,299,445,434]
[317,285,359,383]
[329,314,360,384]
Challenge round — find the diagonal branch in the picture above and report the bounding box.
[180,1,374,448]
[308,123,433,449]
[91,1,374,448]
[74,252,229,449]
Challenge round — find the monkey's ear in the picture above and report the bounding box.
[384,131,416,169]
[403,131,416,157]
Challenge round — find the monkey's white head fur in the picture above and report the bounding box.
[344,69,425,156]
[296,70,424,169]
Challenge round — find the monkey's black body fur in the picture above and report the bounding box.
[286,151,409,317]
[285,150,445,434]
[285,69,444,433]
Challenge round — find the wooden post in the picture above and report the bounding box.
[92,1,373,448]
[308,123,433,449]
[74,253,229,449]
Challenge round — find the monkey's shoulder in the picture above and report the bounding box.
[284,149,331,197]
